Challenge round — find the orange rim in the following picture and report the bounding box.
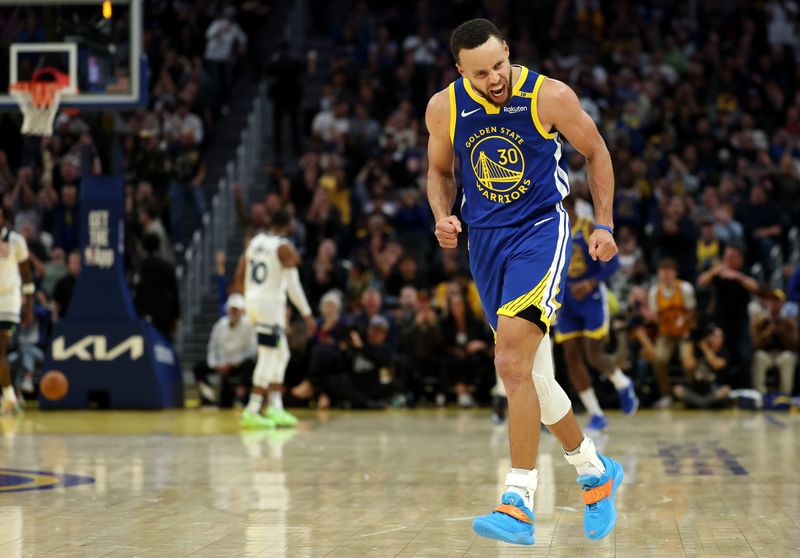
[10,67,72,109]
[11,82,70,108]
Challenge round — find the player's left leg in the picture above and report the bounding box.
[548,415,624,539]
[264,334,298,427]
[583,337,638,415]
[242,343,278,429]
[563,336,607,430]
[0,326,20,415]
[535,336,624,540]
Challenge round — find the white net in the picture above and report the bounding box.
[10,83,75,137]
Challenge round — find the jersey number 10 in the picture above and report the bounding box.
[250,260,268,284]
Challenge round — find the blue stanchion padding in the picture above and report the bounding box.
[40,321,182,409]
[145,322,183,408]
[69,176,136,321]
[40,176,183,409]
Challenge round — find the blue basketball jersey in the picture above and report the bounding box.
[554,215,618,341]
[449,66,569,228]
[566,216,600,284]
[564,215,620,300]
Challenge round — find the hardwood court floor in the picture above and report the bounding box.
[0,407,798,557]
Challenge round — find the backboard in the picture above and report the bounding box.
[0,0,146,110]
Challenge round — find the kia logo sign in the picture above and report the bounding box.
[51,335,144,361]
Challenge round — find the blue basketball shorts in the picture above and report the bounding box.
[553,285,609,343]
[467,203,572,335]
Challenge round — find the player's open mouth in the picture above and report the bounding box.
[489,85,505,101]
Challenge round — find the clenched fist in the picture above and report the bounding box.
[435,215,462,248]
[588,228,618,262]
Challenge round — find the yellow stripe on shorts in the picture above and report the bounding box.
[497,270,551,318]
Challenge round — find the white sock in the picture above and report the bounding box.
[609,368,631,390]
[506,468,538,510]
[269,390,284,410]
[3,385,17,404]
[246,393,264,415]
[579,388,604,417]
[564,436,606,477]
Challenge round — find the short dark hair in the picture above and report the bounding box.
[450,19,503,62]
[657,258,678,271]
[692,319,719,342]
[269,209,291,231]
[726,243,745,257]
[141,203,160,220]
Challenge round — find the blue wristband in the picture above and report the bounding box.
[595,224,614,235]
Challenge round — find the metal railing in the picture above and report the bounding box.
[175,82,268,352]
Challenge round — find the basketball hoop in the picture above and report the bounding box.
[10,67,76,137]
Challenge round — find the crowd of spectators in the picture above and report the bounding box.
[238,1,800,411]
[0,2,259,398]
[2,1,800,412]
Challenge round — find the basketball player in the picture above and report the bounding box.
[234,209,315,428]
[554,195,638,431]
[426,19,623,544]
[0,208,34,415]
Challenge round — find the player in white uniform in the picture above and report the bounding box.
[0,209,34,415]
[234,209,315,428]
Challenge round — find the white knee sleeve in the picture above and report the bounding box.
[252,335,290,387]
[493,332,555,398]
[493,334,572,424]
[532,334,572,425]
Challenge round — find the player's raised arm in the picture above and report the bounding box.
[425,89,462,248]
[538,79,617,262]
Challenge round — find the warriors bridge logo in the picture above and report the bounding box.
[466,126,532,205]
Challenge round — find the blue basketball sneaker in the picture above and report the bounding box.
[472,491,534,545]
[617,383,639,415]
[586,414,608,431]
[578,453,624,540]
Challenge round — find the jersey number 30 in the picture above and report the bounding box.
[249,260,268,284]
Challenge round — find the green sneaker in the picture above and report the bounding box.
[266,407,299,427]
[240,409,276,429]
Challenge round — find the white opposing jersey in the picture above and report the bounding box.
[0,227,28,295]
[244,232,289,327]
